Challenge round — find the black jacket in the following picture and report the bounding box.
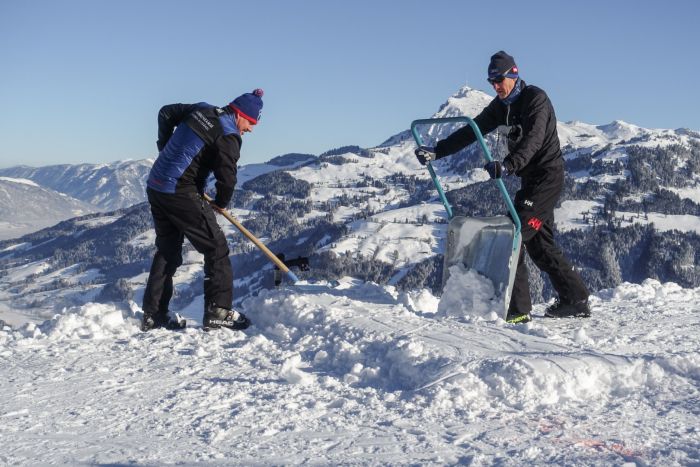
[435,80,563,180]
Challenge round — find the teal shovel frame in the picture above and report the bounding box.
[411,117,522,319]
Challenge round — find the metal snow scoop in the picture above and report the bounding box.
[203,193,300,284]
[411,117,522,318]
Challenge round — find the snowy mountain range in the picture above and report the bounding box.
[1,85,699,465]
[1,85,699,316]
[0,158,153,212]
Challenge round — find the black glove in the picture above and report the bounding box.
[415,145,436,166]
[484,161,504,179]
[484,158,515,179]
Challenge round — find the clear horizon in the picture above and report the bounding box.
[1,0,698,168]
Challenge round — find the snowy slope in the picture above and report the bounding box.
[1,278,698,465]
[555,200,700,234]
[320,203,448,276]
[0,177,96,240]
[236,155,316,187]
[557,119,694,152]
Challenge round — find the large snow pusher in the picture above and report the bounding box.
[411,117,522,319]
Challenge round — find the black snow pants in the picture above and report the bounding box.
[142,188,232,316]
[508,166,589,315]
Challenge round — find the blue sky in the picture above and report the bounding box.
[1,0,698,168]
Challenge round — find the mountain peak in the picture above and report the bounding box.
[377,85,494,147]
[434,85,493,119]
[597,120,644,141]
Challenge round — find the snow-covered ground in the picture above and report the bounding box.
[555,200,700,234]
[670,185,700,204]
[1,278,698,465]
[323,203,448,268]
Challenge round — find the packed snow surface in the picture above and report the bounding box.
[1,278,698,465]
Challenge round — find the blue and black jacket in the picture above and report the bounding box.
[147,103,241,208]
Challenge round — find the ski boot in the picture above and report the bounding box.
[141,311,187,331]
[203,304,251,331]
[544,298,591,318]
[505,311,531,324]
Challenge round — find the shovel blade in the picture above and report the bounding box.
[442,216,521,319]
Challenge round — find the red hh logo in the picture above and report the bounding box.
[528,217,543,230]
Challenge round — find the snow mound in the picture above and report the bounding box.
[241,278,700,413]
[245,282,451,391]
[16,303,140,341]
[437,264,503,321]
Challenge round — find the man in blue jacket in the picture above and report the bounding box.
[141,89,264,331]
[416,52,590,323]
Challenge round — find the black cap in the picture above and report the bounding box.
[488,51,517,78]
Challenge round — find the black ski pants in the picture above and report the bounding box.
[142,188,232,316]
[508,166,589,314]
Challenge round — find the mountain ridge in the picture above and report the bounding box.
[0,84,698,316]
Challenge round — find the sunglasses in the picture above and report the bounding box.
[487,75,506,85]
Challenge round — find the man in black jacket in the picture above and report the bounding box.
[415,52,590,322]
[141,89,264,331]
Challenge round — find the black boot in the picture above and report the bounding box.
[544,298,591,318]
[203,305,251,331]
[141,311,187,331]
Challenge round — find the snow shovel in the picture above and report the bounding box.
[410,117,522,318]
[203,193,300,284]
